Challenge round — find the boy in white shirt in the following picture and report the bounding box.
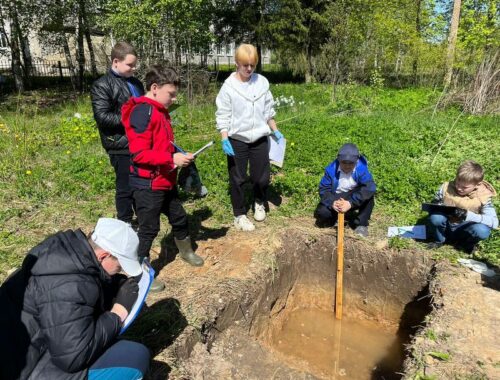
[315,143,376,237]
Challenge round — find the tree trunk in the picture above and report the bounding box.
[10,30,24,92]
[444,0,462,87]
[256,44,262,73]
[12,6,32,89]
[305,38,314,83]
[7,1,24,92]
[75,0,85,91]
[412,0,421,84]
[82,5,98,77]
[62,35,77,89]
[255,0,263,73]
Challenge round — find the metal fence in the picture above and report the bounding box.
[0,60,101,78]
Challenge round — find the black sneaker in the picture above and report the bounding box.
[354,226,369,237]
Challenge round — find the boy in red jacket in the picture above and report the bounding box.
[122,66,204,291]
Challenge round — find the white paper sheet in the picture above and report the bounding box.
[387,225,427,239]
[269,136,286,167]
[120,260,155,334]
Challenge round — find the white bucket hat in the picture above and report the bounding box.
[91,218,142,276]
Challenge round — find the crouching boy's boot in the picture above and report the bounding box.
[139,257,165,293]
[174,237,204,267]
[150,278,166,293]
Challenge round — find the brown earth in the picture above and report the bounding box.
[124,217,500,379]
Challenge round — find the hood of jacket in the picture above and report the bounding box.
[224,72,270,102]
[29,230,108,281]
[121,95,170,127]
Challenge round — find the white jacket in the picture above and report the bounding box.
[215,73,276,143]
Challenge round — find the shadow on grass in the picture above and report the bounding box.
[122,298,188,379]
[151,206,229,272]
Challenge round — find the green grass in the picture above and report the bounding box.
[1,84,499,280]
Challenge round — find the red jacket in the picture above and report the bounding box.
[122,96,177,190]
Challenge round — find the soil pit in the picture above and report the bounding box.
[183,233,434,379]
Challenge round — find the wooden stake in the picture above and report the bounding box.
[335,212,345,320]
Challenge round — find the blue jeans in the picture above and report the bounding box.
[428,213,491,252]
[88,340,150,380]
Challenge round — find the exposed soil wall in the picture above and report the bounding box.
[133,223,498,379]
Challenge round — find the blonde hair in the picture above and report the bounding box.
[235,44,259,65]
[456,160,484,184]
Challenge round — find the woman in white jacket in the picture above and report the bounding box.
[216,44,284,231]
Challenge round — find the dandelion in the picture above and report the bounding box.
[66,150,71,154]
[74,113,82,119]
[26,170,32,175]
[290,142,295,147]
[98,160,103,164]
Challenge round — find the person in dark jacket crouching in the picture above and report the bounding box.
[91,42,145,224]
[0,218,149,380]
[315,143,376,237]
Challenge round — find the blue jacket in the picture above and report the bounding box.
[319,155,376,208]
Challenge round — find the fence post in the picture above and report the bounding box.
[58,61,63,82]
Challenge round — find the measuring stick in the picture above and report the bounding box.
[335,212,345,320]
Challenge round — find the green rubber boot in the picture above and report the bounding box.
[175,237,204,267]
[149,278,165,293]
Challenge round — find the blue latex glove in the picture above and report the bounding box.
[222,139,235,156]
[273,130,284,142]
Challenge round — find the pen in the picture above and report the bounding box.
[171,141,186,154]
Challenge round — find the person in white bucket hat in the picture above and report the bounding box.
[0,218,150,380]
[91,217,142,277]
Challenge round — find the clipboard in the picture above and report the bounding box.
[268,136,286,167]
[421,203,457,216]
[120,259,155,334]
[193,141,214,157]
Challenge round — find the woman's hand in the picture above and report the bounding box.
[173,152,194,167]
[273,130,284,142]
[222,139,235,156]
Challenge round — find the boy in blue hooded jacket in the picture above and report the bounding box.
[315,143,376,237]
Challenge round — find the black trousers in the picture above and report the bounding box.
[314,191,375,227]
[109,154,135,223]
[228,136,270,217]
[133,188,189,259]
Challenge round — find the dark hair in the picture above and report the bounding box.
[145,65,180,90]
[111,41,137,61]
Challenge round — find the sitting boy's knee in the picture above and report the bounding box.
[469,223,491,240]
[429,213,447,226]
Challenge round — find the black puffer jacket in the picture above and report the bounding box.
[0,230,122,380]
[91,70,144,154]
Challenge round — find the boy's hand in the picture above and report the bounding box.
[333,198,352,213]
[449,207,467,223]
[174,152,194,168]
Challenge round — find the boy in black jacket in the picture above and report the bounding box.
[91,42,144,224]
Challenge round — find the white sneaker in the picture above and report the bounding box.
[234,215,255,231]
[254,202,266,222]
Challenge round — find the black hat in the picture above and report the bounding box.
[337,143,359,163]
